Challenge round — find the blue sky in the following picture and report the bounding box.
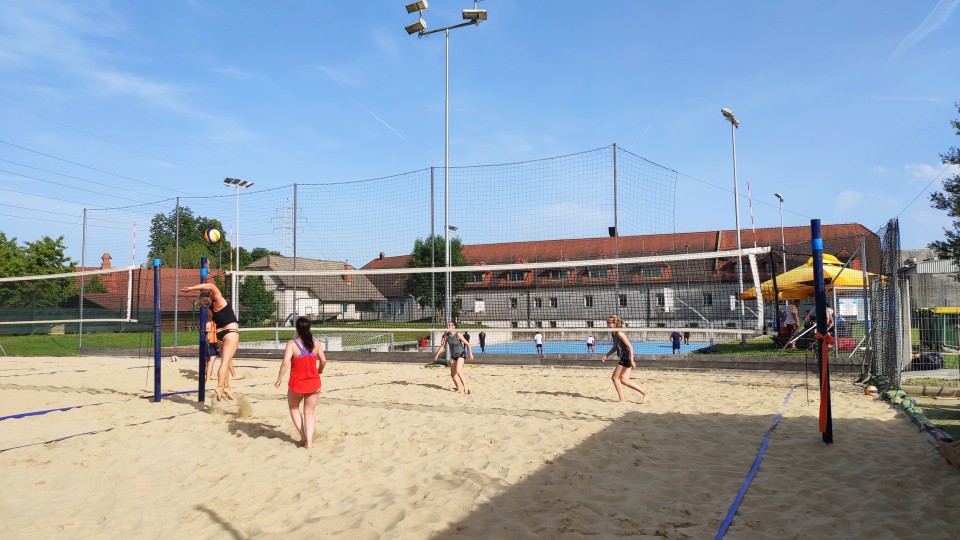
[1,0,959,266]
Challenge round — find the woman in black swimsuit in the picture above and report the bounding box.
[433,321,474,394]
[600,314,650,404]
[181,282,240,402]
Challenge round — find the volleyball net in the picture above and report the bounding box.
[226,246,771,349]
[0,265,144,334]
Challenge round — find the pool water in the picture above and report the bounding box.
[478,340,709,355]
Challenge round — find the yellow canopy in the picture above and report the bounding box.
[741,254,879,301]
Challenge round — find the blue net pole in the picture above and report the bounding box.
[810,219,833,444]
[198,257,209,402]
[153,258,162,403]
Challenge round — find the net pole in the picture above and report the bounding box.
[153,258,162,403]
[79,208,87,351]
[174,198,180,350]
[198,257,209,402]
[811,219,833,443]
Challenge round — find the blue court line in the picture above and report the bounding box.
[0,369,88,378]
[0,411,198,454]
[0,401,109,421]
[715,386,795,540]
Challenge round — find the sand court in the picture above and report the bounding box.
[0,355,957,538]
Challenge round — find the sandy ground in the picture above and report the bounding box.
[0,355,957,539]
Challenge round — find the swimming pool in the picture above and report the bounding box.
[479,340,709,355]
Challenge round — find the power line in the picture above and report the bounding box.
[895,163,953,220]
[0,139,197,196]
[0,98,218,190]
[0,168,146,204]
[0,187,106,207]
[0,158,170,199]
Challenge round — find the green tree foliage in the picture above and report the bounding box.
[930,103,960,272]
[148,206,227,268]
[238,276,276,326]
[241,247,282,269]
[85,275,109,294]
[403,234,469,320]
[0,233,76,307]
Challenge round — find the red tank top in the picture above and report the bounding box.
[288,339,321,394]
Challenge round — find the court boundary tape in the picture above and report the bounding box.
[715,385,795,539]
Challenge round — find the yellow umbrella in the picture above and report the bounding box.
[741,254,879,301]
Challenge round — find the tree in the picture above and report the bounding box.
[238,275,276,326]
[930,103,960,272]
[0,233,76,307]
[404,234,469,320]
[148,206,227,268]
[240,247,282,270]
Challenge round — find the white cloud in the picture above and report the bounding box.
[889,0,960,60]
[210,66,257,81]
[905,162,945,182]
[834,190,865,212]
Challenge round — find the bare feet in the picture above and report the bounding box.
[222,387,235,401]
[641,395,651,404]
[214,387,223,402]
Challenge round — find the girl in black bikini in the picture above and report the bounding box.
[433,321,474,394]
[181,282,240,402]
[600,314,650,404]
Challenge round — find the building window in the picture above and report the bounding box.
[640,266,664,278]
[702,292,713,307]
[584,295,594,307]
[549,321,558,328]
[586,320,595,328]
[548,269,569,280]
[511,321,519,328]
[474,299,486,313]
[550,297,558,308]
[619,294,627,307]
[587,268,610,279]
[399,303,405,315]
[507,270,526,282]
[536,321,543,328]
[510,297,518,308]
[534,297,543,308]
[656,293,665,307]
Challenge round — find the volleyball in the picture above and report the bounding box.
[865,385,879,396]
[204,228,221,243]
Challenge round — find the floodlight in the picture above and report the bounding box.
[462,9,487,21]
[774,192,784,202]
[224,177,254,189]
[405,1,428,14]
[405,18,427,35]
[721,107,739,128]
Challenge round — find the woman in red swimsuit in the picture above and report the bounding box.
[275,317,327,448]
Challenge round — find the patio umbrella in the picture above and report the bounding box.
[741,254,879,301]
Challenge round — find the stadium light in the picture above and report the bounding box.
[405,1,487,323]
[223,177,254,308]
[774,191,787,335]
[720,107,745,343]
[774,192,786,274]
[405,0,428,14]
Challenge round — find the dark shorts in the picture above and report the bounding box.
[217,328,239,341]
[618,356,633,368]
[207,343,219,357]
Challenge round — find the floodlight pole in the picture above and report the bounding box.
[413,14,483,323]
[775,192,787,333]
[224,178,254,308]
[721,108,745,343]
